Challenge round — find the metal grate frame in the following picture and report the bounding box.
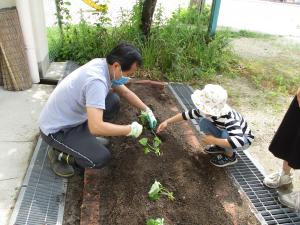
[9,137,67,225]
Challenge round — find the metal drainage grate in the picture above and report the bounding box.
[168,83,300,225]
[9,137,67,225]
[8,62,78,225]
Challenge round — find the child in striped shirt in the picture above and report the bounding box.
[157,84,254,167]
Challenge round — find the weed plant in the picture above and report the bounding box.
[48,2,235,82]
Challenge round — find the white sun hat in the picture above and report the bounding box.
[191,84,229,117]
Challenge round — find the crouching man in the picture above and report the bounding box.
[39,43,157,177]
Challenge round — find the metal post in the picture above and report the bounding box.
[208,0,221,38]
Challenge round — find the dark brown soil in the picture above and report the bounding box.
[63,169,84,225]
[97,84,258,225]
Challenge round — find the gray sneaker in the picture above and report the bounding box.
[48,147,74,178]
[263,172,292,189]
[278,191,300,210]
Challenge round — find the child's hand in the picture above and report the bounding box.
[201,134,216,145]
[297,87,300,107]
[157,121,168,133]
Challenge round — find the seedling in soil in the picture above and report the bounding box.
[146,218,164,225]
[139,136,162,156]
[138,111,148,126]
[148,180,175,201]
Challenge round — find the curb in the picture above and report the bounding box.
[128,79,167,90]
[80,168,101,225]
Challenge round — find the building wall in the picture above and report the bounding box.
[0,0,49,78]
[0,0,16,9]
[30,0,49,77]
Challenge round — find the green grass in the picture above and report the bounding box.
[220,29,300,96]
[219,28,274,39]
[47,27,63,61]
[237,57,300,95]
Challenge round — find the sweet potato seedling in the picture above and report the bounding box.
[138,111,148,126]
[148,180,175,201]
[139,136,162,156]
[146,218,165,225]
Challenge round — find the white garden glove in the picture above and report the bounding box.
[143,107,157,129]
[127,121,143,138]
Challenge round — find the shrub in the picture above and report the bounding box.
[48,2,235,82]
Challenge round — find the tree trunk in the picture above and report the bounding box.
[140,0,157,39]
[189,0,206,12]
[55,0,64,39]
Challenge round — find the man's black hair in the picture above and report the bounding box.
[106,43,143,71]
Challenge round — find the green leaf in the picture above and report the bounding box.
[167,192,175,201]
[146,218,164,225]
[139,138,148,146]
[148,180,161,201]
[154,147,161,156]
[153,136,162,148]
[139,111,148,125]
[144,147,150,155]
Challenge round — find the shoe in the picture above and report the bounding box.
[278,191,300,210]
[57,151,76,165]
[210,153,237,167]
[263,172,292,188]
[96,136,110,146]
[48,147,74,178]
[204,146,225,154]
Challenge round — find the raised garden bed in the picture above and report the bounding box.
[66,84,259,225]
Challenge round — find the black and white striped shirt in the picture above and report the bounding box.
[182,107,254,149]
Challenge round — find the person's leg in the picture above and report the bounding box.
[278,161,299,209]
[283,160,292,175]
[220,130,234,157]
[103,92,120,122]
[49,123,111,168]
[219,132,250,157]
[199,118,222,137]
[263,160,293,188]
[209,130,246,167]
[199,118,226,154]
[198,119,238,167]
[41,131,75,177]
[42,123,112,177]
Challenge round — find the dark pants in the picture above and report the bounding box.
[41,92,120,168]
[269,96,300,169]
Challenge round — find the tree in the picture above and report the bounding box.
[55,0,64,39]
[189,0,206,12]
[140,0,157,38]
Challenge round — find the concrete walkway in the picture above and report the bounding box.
[0,85,53,225]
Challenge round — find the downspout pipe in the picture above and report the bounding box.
[16,0,40,83]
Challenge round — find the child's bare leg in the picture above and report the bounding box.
[283,160,292,175]
[224,150,234,158]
